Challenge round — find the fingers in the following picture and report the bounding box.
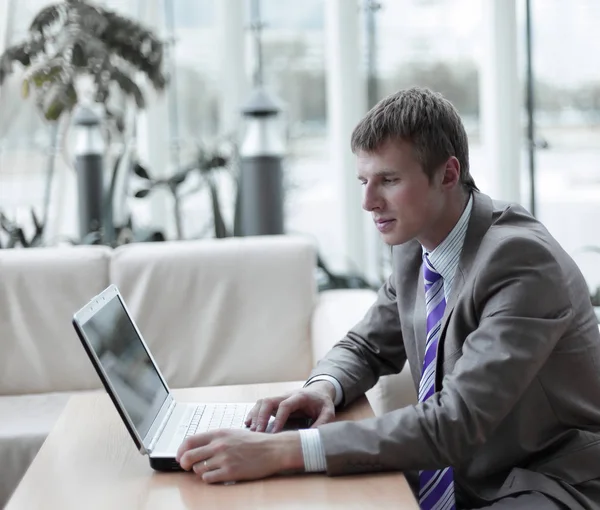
[191,458,213,477]
[176,432,214,463]
[244,402,260,427]
[247,393,300,431]
[201,467,231,484]
[253,398,282,432]
[178,443,216,471]
[270,394,304,433]
[184,430,281,485]
[311,401,335,427]
[191,457,233,484]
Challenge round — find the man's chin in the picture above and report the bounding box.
[379,230,412,246]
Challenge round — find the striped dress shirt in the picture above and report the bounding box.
[300,194,474,473]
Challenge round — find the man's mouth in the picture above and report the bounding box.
[375,218,396,232]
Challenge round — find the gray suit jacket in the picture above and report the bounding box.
[311,192,600,509]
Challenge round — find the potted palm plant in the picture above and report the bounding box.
[0,0,167,245]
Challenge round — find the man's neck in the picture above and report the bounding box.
[419,191,470,252]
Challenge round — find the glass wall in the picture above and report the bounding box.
[1,0,598,298]
[0,0,145,244]
[259,0,333,266]
[519,0,600,293]
[0,0,56,242]
[367,0,483,276]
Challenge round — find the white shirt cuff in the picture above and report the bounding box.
[299,428,327,472]
[304,375,344,407]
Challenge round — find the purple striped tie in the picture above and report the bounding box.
[418,255,456,510]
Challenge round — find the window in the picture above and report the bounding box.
[519,0,600,294]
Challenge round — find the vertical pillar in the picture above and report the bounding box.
[0,0,13,236]
[0,0,12,156]
[480,0,521,204]
[325,0,368,274]
[136,0,175,239]
[216,0,248,137]
[0,0,11,52]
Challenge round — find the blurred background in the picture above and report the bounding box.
[0,0,599,309]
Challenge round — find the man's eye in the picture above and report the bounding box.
[383,178,397,184]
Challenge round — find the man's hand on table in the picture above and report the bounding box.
[244,381,337,433]
[177,382,337,483]
[176,429,304,483]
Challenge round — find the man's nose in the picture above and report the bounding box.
[362,185,382,212]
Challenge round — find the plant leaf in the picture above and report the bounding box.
[233,182,242,237]
[0,40,45,84]
[2,42,27,66]
[0,212,13,232]
[21,79,30,98]
[42,81,77,121]
[133,162,151,180]
[104,107,125,133]
[22,57,63,87]
[169,171,188,187]
[3,0,167,125]
[71,41,87,67]
[74,2,109,37]
[0,55,10,85]
[29,3,63,34]
[32,66,62,88]
[95,8,167,91]
[105,65,145,108]
[31,208,42,231]
[205,175,229,238]
[134,189,151,198]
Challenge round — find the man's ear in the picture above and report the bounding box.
[441,157,461,188]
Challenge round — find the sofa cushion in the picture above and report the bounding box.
[110,236,316,388]
[0,246,112,395]
[310,289,418,415]
[0,391,88,508]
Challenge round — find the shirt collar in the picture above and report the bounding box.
[422,194,473,284]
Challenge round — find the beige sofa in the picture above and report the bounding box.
[0,235,416,507]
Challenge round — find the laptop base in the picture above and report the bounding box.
[149,456,183,472]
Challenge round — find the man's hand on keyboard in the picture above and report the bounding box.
[244,382,336,433]
[176,429,303,483]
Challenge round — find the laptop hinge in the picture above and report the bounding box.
[147,400,176,454]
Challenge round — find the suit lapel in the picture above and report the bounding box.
[395,192,496,388]
[434,192,495,385]
[449,191,495,309]
[413,267,426,368]
[394,240,424,382]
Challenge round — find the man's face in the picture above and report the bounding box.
[357,139,445,246]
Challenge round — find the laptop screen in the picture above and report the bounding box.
[80,294,169,440]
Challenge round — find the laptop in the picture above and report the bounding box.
[72,284,308,472]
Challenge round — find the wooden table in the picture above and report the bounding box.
[6,381,418,509]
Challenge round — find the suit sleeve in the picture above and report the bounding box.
[317,236,574,475]
[307,270,407,407]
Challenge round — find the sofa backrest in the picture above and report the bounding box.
[0,236,317,395]
[0,246,111,395]
[110,236,316,389]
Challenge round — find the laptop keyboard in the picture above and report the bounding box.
[185,404,250,438]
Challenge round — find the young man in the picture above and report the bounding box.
[177,88,600,509]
